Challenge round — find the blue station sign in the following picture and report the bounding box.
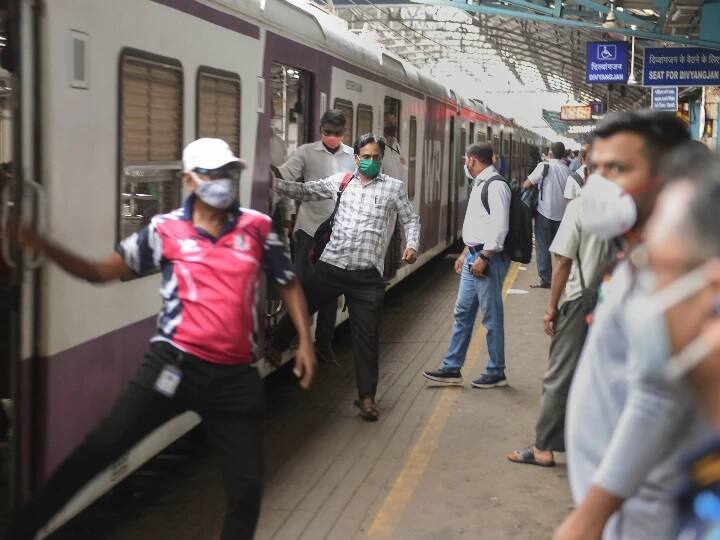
[651,87,678,112]
[643,48,720,86]
[586,41,629,84]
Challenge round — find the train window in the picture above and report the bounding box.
[119,51,183,240]
[477,131,486,143]
[333,98,354,146]
[384,96,401,144]
[269,63,311,167]
[356,104,373,138]
[408,116,417,199]
[197,68,241,154]
[469,122,475,144]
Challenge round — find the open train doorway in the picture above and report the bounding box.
[0,0,44,524]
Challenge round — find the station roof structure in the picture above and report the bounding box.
[324,0,719,113]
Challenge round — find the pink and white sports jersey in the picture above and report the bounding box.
[116,196,295,365]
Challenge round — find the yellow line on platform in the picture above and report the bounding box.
[367,262,521,539]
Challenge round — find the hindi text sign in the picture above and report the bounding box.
[586,42,629,84]
[643,48,720,86]
[651,87,678,112]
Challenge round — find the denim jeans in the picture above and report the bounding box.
[440,250,511,375]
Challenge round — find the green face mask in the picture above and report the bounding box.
[358,158,381,178]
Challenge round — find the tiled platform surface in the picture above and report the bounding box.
[65,254,572,540]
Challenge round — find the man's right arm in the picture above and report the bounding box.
[20,227,132,283]
[273,174,339,202]
[523,163,541,190]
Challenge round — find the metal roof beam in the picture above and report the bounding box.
[408,0,720,47]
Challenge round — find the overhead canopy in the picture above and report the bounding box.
[328,0,718,112]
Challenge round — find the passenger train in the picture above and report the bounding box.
[0,0,549,535]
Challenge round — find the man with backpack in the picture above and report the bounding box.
[422,143,512,389]
[523,142,571,289]
[506,191,615,467]
[565,145,590,202]
[275,110,356,366]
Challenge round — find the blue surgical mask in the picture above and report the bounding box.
[625,263,716,382]
[191,173,238,209]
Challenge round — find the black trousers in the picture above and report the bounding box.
[293,231,338,348]
[272,261,385,398]
[6,342,265,540]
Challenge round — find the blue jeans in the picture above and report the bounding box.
[535,213,561,287]
[440,250,511,375]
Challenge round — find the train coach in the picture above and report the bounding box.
[0,0,549,534]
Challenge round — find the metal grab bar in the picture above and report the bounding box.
[23,178,47,270]
[0,180,15,268]
[265,297,284,319]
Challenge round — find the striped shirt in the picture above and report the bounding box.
[273,171,420,275]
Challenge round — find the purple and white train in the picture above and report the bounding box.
[0,0,549,534]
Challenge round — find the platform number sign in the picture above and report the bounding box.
[586,41,629,84]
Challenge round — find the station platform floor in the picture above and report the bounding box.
[64,252,573,540]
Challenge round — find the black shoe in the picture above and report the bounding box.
[315,344,340,367]
[471,373,508,388]
[422,368,463,385]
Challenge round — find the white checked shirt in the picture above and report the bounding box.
[273,171,420,275]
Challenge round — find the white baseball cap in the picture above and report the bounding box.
[182,138,247,172]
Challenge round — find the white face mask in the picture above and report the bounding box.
[464,164,475,183]
[580,173,637,239]
[191,172,238,209]
[625,261,717,382]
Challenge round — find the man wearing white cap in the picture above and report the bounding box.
[5,138,316,540]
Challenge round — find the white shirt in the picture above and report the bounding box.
[549,199,614,306]
[278,140,356,236]
[528,159,571,221]
[564,165,587,201]
[462,165,510,252]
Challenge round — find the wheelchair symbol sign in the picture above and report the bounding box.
[598,45,617,60]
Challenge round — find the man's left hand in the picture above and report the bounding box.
[402,248,418,264]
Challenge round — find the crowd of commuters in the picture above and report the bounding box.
[7,106,720,540]
[520,112,720,539]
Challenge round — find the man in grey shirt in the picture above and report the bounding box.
[523,142,571,288]
[555,112,697,540]
[276,110,356,365]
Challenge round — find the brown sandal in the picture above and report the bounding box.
[354,398,379,422]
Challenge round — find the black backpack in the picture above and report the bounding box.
[521,163,549,217]
[481,175,533,264]
[570,170,584,189]
[308,173,353,263]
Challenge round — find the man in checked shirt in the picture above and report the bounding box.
[270,133,421,421]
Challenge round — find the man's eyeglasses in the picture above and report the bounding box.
[322,128,344,137]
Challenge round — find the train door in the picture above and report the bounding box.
[508,134,513,184]
[269,62,312,173]
[267,62,313,323]
[446,115,455,243]
[0,0,43,518]
[459,125,467,209]
[382,96,403,279]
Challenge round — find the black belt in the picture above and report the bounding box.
[467,244,484,254]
